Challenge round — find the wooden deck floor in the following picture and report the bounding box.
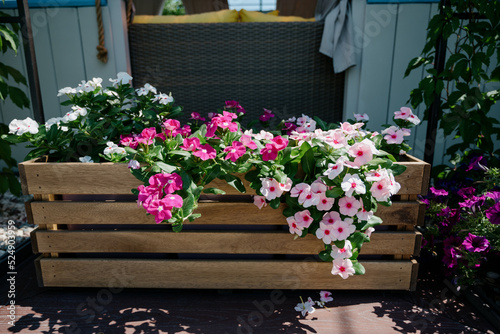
[0,255,496,334]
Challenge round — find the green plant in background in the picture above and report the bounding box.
[405,0,500,168]
[0,11,30,196]
[162,0,185,16]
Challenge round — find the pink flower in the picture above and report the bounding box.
[137,185,159,208]
[224,141,246,162]
[287,216,303,235]
[317,194,335,211]
[324,156,347,180]
[193,144,216,160]
[253,195,267,209]
[283,122,297,134]
[180,137,201,152]
[225,100,245,113]
[260,178,283,200]
[311,180,327,195]
[394,107,412,119]
[218,116,238,132]
[163,193,183,208]
[128,159,140,169]
[353,113,369,122]
[259,108,275,122]
[370,179,392,202]
[148,173,183,194]
[321,211,341,225]
[356,206,373,221]
[341,173,366,196]
[279,178,293,192]
[319,291,333,303]
[260,143,279,161]
[331,258,355,279]
[241,134,257,150]
[190,112,205,121]
[272,136,288,150]
[146,198,173,224]
[348,139,377,166]
[290,183,310,198]
[383,126,404,144]
[316,222,336,244]
[324,129,347,149]
[137,127,156,145]
[364,227,375,238]
[407,113,420,125]
[294,210,313,228]
[299,191,320,208]
[338,196,361,216]
[331,218,356,241]
[330,240,353,259]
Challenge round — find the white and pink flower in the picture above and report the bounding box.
[331,258,355,279]
[338,196,362,217]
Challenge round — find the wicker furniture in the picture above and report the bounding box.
[128,21,344,123]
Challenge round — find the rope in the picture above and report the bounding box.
[95,0,108,63]
[126,0,134,27]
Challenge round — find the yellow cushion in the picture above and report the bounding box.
[239,9,315,22]
[133,9,239,24]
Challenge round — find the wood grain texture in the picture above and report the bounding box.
[29,200,421,226]
[38,258,416,290]
[32,230,417,255]
[20,155,430,195]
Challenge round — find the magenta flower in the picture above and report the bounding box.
[272,136,289,150]
[137,184,159,207]
[466,156,486,172]
[163,119,180,132]
[259,108,275,122]
[260,143,279,161]
[224,141,246,162]
[283,122,297,134]
[163,194,183,208]
[486,191,500,203]
[240,134,257,150]
[225,100,245,113]
[457,186,475,199]
[146,198,173,224]
[190,112,206,121]
[462,233,490,253]
[120,135,138,149]
[137,127,156,145]
[430,187,448,197]
[148,173,182,194]
[180,137,201,152]
[193,144,216,160]
[486,202,500,224]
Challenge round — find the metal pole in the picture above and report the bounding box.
[424,0,447,165]
[16,0,44,123]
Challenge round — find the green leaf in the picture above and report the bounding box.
[244,169,259,183]
[187,213,202,222]
[5,65,27,85]
[301,147,315,177]
[360,215,383,230]
[319,250,333,262]
[7,173,21,196]
[326,187,343,198]
[352,261,366,275]
[390,163,407,176]
[0,175,8,193]
[0,26,18,53]
[203,164,221,185]
[203,187,226,195]
[168,150,190,157]
[155,161,177,173]
[368,158,393,169]
[223,173,246,193]
[269,197,281,209]
[313,116,328,131]
[8,86,29,108]
[181,192,195,215]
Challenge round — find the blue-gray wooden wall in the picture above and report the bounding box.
[1,0,499,167]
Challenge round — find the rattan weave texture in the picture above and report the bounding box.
[129,22,344,123]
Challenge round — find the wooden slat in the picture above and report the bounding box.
[38,258,417,290]
[410,259,419,291]
[33,230,418,255]
[20,155,430,195]
[29,200,422,226]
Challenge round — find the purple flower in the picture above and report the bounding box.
[430,187,448,197]
[443,235,463,249]
[486,202,500,224]
[457,186,476,199]
[466,156,487,172]
[486,191,500,203]
[462,233,489,253]
[443,247,458,268]
[458,195,486,209]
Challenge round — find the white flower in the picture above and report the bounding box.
[136,83,157,96]
[341,173,366,196]
[79,156,94,163]
[153,93,174,105]
[57,87,76,96]
[128,160,140,169]
[295,300,315,316]
[72,106,88,117]
[45,117,63,129]
[109,72,133,86]
[10,117,39,135]
[62,111,78,122]
[354,113,369,121]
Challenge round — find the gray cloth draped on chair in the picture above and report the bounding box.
[315,0,356,73]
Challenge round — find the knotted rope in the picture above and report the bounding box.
[95,0,108,63]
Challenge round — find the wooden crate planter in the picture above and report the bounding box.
[20,155,430,290]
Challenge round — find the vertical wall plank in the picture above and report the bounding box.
[77,6,117,81]
[356,3,398,131]
[107,0,130,73]
[47,7,87,104]
[343,0,366,119]
[31,8,62,120]
[387,4,431,160]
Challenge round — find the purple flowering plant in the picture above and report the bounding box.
[421,158,500,286]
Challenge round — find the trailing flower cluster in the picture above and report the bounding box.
[3,73,422,279]
[421,156,500,286]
